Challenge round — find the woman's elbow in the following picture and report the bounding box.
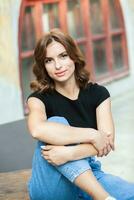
[28,125,39,139]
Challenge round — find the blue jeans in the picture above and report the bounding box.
[28,116,134,200]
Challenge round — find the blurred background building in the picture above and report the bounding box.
[0,0,134,176]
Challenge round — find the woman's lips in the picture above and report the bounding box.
[55,70,67,77]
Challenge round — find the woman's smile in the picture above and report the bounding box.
[55,69,68,77]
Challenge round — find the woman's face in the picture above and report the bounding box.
[44,40,75,84]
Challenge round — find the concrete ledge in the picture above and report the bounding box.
[0,169,31,200]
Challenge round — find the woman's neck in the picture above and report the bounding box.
[55,79,79,100]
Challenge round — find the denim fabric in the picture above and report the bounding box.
[28,116,134,200]
[56,158,91,182]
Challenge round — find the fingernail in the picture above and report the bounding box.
[40,145,45,149]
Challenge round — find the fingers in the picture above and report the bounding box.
[41,150,49,156]
[41,150,49,158]
[96,133,115,157]
[107,144,112,154]
[41,145,54,160]
[97,150,103,157]
[105,135,114,154]
[43,155,49,159]
[98,144,112,157]
[41,152,53,164]
[40,145,57,165]
[103,147,109,156]
[110,140,115,151]
[108,135,115,151]
[41,145,54,150]
[98,148,107,157]
[41,154,56,166]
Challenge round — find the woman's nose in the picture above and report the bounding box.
[55,59,62,70]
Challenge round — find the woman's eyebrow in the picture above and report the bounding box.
[45,56,52,59]
[45,51,67,59]
[58,51,67,56]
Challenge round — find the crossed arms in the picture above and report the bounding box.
[27,97,115,165]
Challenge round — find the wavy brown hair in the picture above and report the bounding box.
[30,28,90,92]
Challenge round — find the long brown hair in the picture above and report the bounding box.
[30,28,90,92]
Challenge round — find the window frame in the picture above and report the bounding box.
[19,0,129,112]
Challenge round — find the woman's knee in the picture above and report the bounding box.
[47,116,69,125]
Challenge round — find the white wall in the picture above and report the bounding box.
[0,0,23,124]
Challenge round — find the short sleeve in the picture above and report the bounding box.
[26,91,45,105]
[91,83,110,108]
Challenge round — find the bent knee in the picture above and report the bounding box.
[47,116,69,125]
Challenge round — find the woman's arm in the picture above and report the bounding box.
[96,97,115,156]
[72,98,115,159]
[27,97,96,145]
[41,143,98,165]
[67,98,115,160]
[41,98,115,165]
[68,143,98,160]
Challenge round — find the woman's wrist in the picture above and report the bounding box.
[66,145,81,161]
[66,146,76,161]
[86,128,99,144]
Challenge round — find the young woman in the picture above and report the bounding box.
[27,29,134,200]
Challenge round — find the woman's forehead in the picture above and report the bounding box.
[46,41,66,57]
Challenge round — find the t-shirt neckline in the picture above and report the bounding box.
[54,88,82,102]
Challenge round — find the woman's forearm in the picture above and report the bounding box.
[28,114,97,145]
[68,143,98,161]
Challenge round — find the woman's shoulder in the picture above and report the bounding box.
[86,82,109,92]
[85,82,110,107]
[27,90,43,99]
[26,89,50,104]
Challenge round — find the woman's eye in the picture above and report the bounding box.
[61,54,68,58]
[45,58,52,64]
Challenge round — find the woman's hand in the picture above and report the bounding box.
[107,133,115,152]
[41,145,72,166]
[92,130,113,157]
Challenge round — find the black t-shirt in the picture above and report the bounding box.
[27,82,110,129]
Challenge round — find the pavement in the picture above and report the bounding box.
[98,88,134,182]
